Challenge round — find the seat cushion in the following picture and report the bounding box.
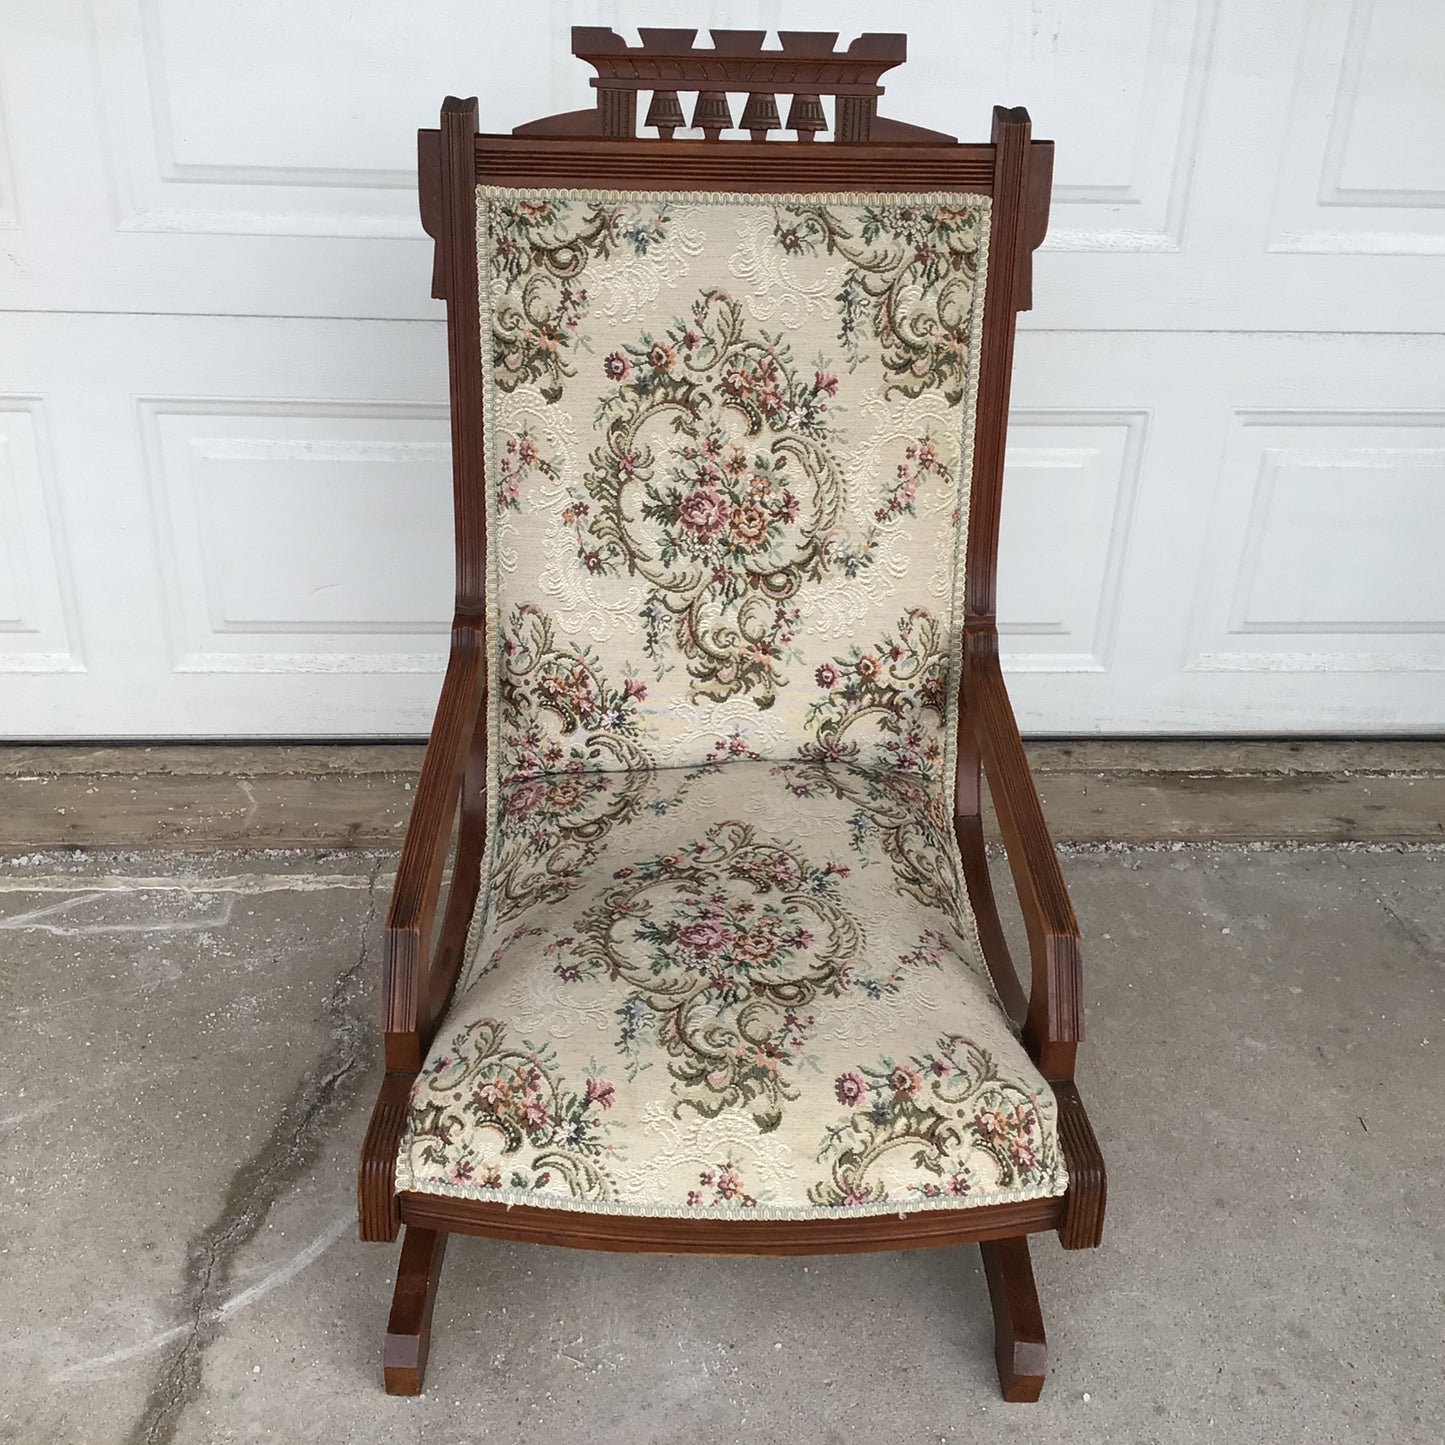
[396,759,1068,1220]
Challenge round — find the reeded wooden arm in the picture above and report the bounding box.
[382,623,488,1072]
[962,631,1082,1080]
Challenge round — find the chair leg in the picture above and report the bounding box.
[979,1235,1047,1402]
[383,1226,448,1395]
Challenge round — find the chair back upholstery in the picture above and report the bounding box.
[483,186,992,790]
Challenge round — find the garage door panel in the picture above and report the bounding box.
[997,412,1149,674]
[1186,411,1445,676]
[902,0,1219,257]
[92,0,466,239]
[142,402,452,675]
[1271,0,1445,255]
[0,312,454,736]
[0,399,81,674]
[0,88,17,232]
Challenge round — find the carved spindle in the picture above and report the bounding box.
[597,86,636,138]
[739,92,780,142]
[645,89,686,139]
[786,93,827,141]
[554,27,922,148]
[836,93,877,143]
[692,90,733,141]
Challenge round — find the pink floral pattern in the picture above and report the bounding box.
[687,1160,757,1208]
[490,603,656,919]
[770,201,987,404]
[405,1018,620,1200]
[562,819,940,1131]
[487,195,673,400]
[495,428,558,511]
[811,1031,1060,1208]
[478,188,989,770]
[564,290,902,706]
[398,759,1067,1217]
[804,607,948,778]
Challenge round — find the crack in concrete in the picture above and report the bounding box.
[1374,893,1444,962]
[1328,849,1444,963]
[124,863,381,1445]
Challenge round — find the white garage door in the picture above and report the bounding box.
[2,1,1442,737]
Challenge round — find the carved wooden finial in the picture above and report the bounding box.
[785,94,827,141]
[739,92,781,142]
[691,91,733,141]
[644,89,685,139]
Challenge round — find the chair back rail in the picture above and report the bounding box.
[513,27,940,143]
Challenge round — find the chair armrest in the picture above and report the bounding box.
[963,635,1082,1080]
[382,624,488,1072]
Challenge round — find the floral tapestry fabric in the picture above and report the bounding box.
[394,186,1070,1219]
[397,761,1068,1218]
[478,187,990,780]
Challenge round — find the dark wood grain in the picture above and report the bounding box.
[437,98,487,619]
[465,134,1001,192]
[379,95,491,1077]
[426,705,488,1032]
[980,1235,1048,1402]
[1055,1080,1107,1250]
[400,1191,1063,1256]
[954,709,1029,1025]
[1019,139,1054,311]
[357,1072,411,1243]
[963,106,1032,624]
[966,635,1083,1081]
[516,27,918,143]
[379,628,484,1073]
[383,1227,448,1395]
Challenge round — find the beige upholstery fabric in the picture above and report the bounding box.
[481,187,990,779]
[396,187,1068,1218]
[397,760,1067,1217]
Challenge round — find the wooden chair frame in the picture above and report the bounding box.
[358,27,1105,1402]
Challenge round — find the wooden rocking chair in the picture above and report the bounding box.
[358,27,1105,1402]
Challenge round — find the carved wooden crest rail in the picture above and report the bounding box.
[513,27,954,144]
